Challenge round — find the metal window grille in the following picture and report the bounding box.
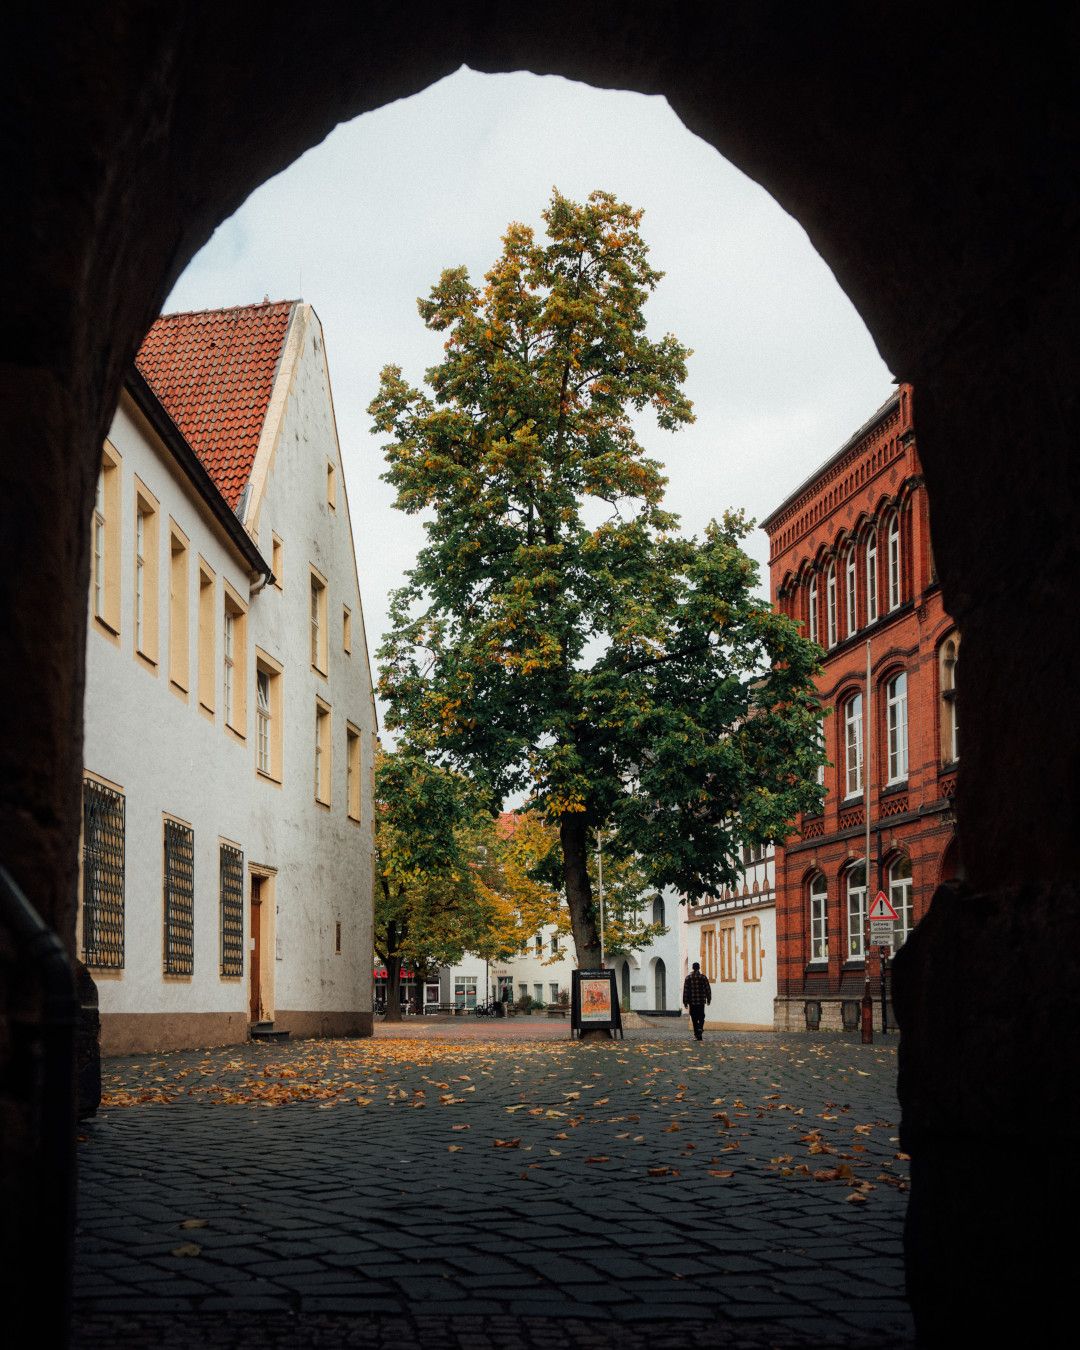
[163,819,195,975]
[219,843,244,977]
[83,779,125,968]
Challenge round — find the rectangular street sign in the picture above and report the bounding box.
[870,919,894,948]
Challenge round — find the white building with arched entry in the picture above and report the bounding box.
[604,889,682,1017]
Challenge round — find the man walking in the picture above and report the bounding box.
[682,961,712,1041]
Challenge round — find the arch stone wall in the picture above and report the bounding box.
[3,5,1079,1343]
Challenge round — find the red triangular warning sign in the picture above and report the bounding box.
[868,889,899,921]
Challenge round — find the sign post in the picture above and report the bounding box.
[868,889,898,1034]
[570,968,623,1040]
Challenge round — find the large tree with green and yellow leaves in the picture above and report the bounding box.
[371,188,824,969]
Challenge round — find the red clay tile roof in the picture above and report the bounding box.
[136,300,297,511]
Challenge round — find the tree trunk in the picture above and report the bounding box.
[560,812,602,967]
[560,813,610,1040]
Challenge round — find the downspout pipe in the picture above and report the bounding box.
[0,864,78,1348]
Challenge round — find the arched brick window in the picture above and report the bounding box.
[865,526,879,623]
[885,670,909,784]
[939,634,959,763]
[808,573,819,646]
[808,873,828,963]
[887,510,902,611]
[826,562,838,647]
[842,691,864,798]
[845,861,867,959]
[845,544,857,637]
[888,854,914,947]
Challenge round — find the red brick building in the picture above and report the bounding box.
[761,384,960,1031]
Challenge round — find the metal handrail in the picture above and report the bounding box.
[0,864,78,1348]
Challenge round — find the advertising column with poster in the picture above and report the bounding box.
[570,969,623,1039]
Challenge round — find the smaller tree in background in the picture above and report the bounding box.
[374,751,564,1017]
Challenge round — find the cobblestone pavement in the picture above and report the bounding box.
[74,1026,913,1348]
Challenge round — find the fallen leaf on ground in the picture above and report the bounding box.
[179,1219,208,1230]
[708,1169,735,1178]
[171,1242,202,1257]
[493,1137,521,1148]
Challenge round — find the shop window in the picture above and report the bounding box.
[454,975,478,1009]
[809,874,828,962]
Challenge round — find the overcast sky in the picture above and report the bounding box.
[166,67,894,687]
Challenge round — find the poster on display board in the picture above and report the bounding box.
[570,969,623,1038]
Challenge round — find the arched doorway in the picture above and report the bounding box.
[6,10,1080,1345]
[654,957,667,1011]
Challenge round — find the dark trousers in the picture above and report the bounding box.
[688,1004,706,1039]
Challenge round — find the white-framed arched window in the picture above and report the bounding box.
[865,527,878,624]
[826,562,838,647]
[808,573,819,645]
[843,692,863,798]
[887,510,902,611]
[885,670,909,784]
[940,636,959,763]
[846,861,867,959]
[888,854,914,947]
[809,873,829,962]
[845,544,857,637]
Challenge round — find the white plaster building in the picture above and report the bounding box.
[679,844,777,1030]
[81,300,376,1054]
[604,889,681,1015]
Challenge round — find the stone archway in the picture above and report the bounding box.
[4,6,1079,1344]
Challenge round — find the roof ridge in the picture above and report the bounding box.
[155,298,300,322]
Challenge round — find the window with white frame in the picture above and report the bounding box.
[808,574,819,645]
[549,982,560,1003]
[845,545,857,637]
[93,445,122,633]
[886,671,909,783]
[887,511,902,611]
[550,931,559,955]
[310,569,328,673]
[940,636,959,763]
[865,528,878,624]
[533,982,544,1004]
[809,874,828,962]
[454,975,478,1008]
[256,670,271,774]
[815,716,827,790]
[888,855,914,948]
[844,693,863,798]
[223,586,247,733]
[826,562,838,647]
[846,862,867,959]
[223,609,235,724]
